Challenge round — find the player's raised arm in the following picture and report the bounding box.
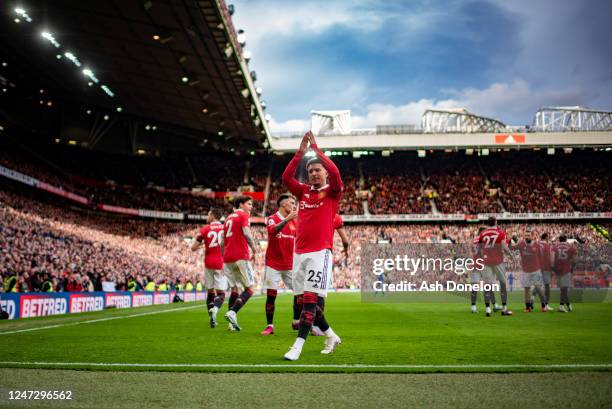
[308,132,343,193]
[282,133,310,195]
[267,210,298,235]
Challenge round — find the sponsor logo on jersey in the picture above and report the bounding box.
[300,201,324,210]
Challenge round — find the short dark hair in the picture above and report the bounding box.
[277,193,296,207]
[487,216,497,226]
[540,232,549,240]
[233,195,252,209]
[559,235,567,242]
[306,157,323,169]
[209,207,223,220]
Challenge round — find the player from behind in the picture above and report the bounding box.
[470,226,488,313]
[191,208,227,328]
[282,131,342,361]
[221,195,258,331]
[511,228,551,312]
[260,193,298,336]
[477,217,513,316]
[552,235,577,312]
[537,232,554,307]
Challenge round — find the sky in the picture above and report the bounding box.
[231,0,612,132]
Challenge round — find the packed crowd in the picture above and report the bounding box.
[483,155,572,213]
[1,138,610,216]
[423,157,496,214]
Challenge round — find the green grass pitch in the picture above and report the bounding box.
[0,293,610,408]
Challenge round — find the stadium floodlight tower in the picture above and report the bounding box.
[311,110,352,135]
[532,106,612,132]
[421,108,506,133]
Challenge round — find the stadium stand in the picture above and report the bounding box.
[2,137,610,217]
[2,175,608,293]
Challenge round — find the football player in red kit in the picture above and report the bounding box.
[191,207,227,328]
[511,228,551,312]
[552,235,577,312]
[260,193,298,335]
[282,131,342,361]
[477,217,514,316]
[221,195,258,331]
[537,232,554,307]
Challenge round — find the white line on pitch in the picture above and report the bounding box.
[0,362,610,369]
[0,305,202,336]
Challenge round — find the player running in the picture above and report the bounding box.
[282,131,342,361]
[511,228,551,312]
[191,208,227,328]
[552,235,577,312]
[221,195,258,331]
[260,193,298,336]
[477,217,513,316]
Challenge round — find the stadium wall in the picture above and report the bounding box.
[0,291,208,320]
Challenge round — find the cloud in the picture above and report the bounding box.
[269,117,309,133]
[231,0,386,46]
[234,0,612,129]
[270,79,597,132]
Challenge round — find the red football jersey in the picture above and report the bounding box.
[333,214,343,230]
[265,212,297,271]
[515,240,541,273]
[223,209,251,263]
[552,242,577,274]
[282,144,343,254]
[537,241,552,271]
[477,227,508,266]
[196,221,224,270]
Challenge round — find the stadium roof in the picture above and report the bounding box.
[0,0,269,151]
